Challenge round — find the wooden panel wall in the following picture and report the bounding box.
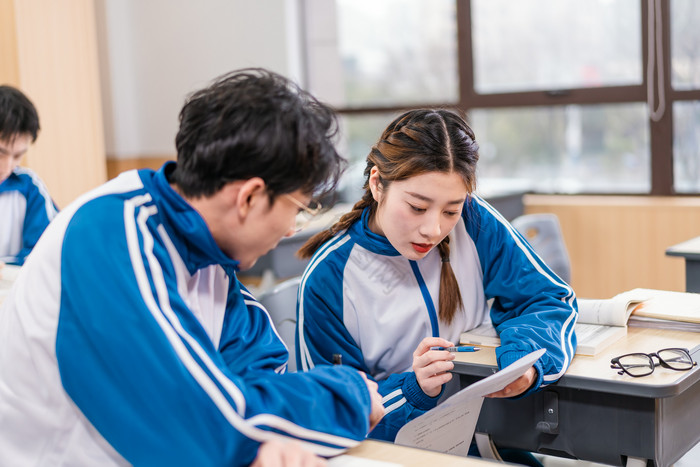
[0,0,106,208]
[524,195,700,299]
[0,0,20,85]
[106,155,175,180]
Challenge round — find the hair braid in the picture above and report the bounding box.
[296,191,375,259]
[437,236,463,325]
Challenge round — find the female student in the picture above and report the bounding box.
[296,109,577,443]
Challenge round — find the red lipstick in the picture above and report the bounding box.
[411,243,432,253]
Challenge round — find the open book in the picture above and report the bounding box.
[574,289,651,355]
[626,288,700,332]
[460,289,650,356]
[394,349,545,456]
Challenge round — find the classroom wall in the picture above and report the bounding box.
[525,195,700,298]
[0,0,107,208]
[95,0,301,175]
[4,1,697,300]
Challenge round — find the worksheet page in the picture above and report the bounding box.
[394,348,546,456]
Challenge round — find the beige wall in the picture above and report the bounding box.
[525,195,700,298]
[0,0,106,208]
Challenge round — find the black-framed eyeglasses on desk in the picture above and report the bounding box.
[610,347,697,377]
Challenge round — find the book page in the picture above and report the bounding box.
[459,321,500,347]
[328,455,401,467]
[394,349,545,455]
[630,288,700,324]
[461,321,626,356]
[574,323,627,356]
[577,289,650,326]
[628,315,700,332]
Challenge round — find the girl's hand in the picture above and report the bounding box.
[486,366,537,398]
[412,337,456,397]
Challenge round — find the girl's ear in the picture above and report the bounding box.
[368,166,382,203]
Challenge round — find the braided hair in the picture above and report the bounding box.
[298,109,479,324]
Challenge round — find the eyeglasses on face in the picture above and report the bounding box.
[284,194,322,232]
[610,348,697,377]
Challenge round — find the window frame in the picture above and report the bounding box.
[309,0,700,196]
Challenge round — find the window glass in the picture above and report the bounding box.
[673,101,700,193]
[471,0,642,93]
[671,0,700,90]
[306,0,458,108]
[470,104,649,193]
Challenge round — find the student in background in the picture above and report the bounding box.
[0,85,58,266]
[0,69,383,467]
[296,109,577,463]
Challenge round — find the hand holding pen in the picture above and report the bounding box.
[430,345,481,352]
[413,337,457,397]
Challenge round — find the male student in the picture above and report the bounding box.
[0,69,384,467]
[0,85,58,265]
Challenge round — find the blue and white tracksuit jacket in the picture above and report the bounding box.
[0,162,371,466]
[297,199,578,441]
[0,167,58,265]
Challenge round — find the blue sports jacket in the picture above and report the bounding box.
[0,163,371,466]
[0,167,58,264]
[297,197,578,441]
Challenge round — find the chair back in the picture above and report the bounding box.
[257,276,302,372]
[511,213,571,284]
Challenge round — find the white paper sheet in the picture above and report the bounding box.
[394,348,546,456]
[328,455,402,467]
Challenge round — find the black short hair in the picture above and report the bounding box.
[0,85,40,143]
[171,68,346,201]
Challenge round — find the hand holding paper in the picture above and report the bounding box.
[394,348,546,456]
[486,366,537,398]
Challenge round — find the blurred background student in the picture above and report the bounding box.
[0,85,58,266]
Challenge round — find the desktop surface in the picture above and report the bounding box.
[452,327,700,467]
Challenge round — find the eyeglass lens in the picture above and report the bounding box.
[294,214,309,232]
[657,348,694,369]
[615,354,654,376]
[293,203,313,230]
[613,348,694,377]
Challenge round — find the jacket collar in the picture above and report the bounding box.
[348,207,401,256]
[146,162,239,276]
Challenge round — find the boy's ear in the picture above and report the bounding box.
[235,177,267,218]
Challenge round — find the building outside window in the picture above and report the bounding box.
[302,0,700,199]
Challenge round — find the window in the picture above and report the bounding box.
[472,104,649,193]
[671,0,700,193]
[305,0,457,109]
[471,0,642,93]
[303,0,700,196]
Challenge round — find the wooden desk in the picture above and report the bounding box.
[343,439,500,466]
[666,236,700,293]
[452,327,700,467]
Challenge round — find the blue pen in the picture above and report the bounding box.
[431,346,481,352]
